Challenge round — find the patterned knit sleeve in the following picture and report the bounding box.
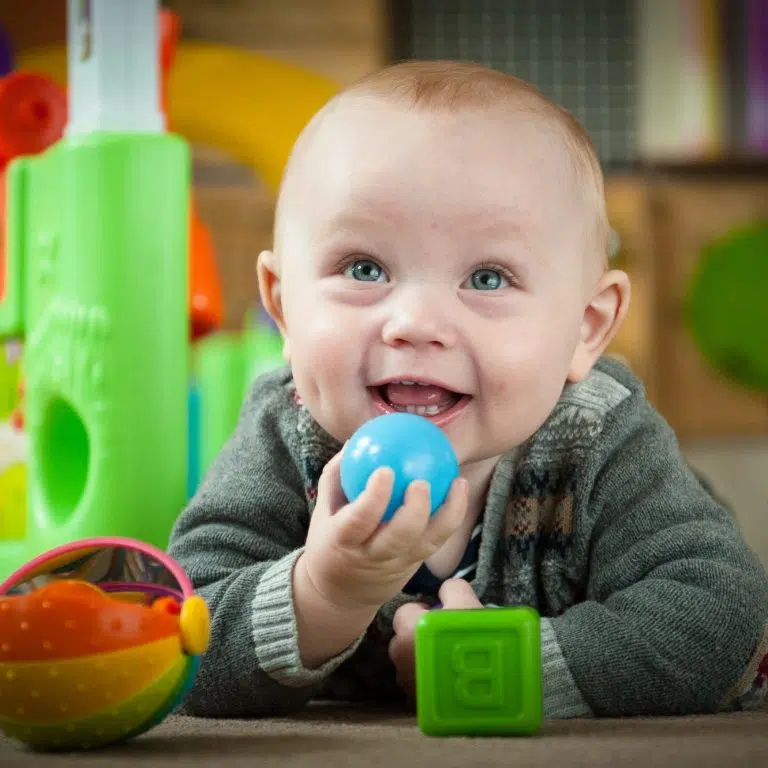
[549,385,768,716]
[167,369,361,717]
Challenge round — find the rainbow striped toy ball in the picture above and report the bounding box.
[0,537,209,751]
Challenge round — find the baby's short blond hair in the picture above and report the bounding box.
[277,60,609,267]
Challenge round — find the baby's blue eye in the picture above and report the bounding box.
[469,268,508,291]
[344,259,386,282]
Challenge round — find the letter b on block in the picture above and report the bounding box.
[415,607,543,737]
[452,639,504,708]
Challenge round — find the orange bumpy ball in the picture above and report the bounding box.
[0,580,199,751]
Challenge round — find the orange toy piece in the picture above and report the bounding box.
[159,9,181,116]
[0,580,180,662]
[189,199,224,339]
[160,8,223,340]
[0,72,67,163]
[0,73,67,305]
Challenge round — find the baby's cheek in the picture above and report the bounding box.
[293,326,358,404]
[481,339,540,395]
[480,340,567,416]
[294,313,345,359]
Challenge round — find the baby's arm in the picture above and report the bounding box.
[546,409,768,717]
[168,376,365,717]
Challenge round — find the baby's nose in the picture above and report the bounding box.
[381,292,457,349]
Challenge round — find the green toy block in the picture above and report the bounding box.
[415,607,543,737]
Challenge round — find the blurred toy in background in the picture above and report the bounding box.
[189,307,284,493]
[0,0,191,579]
[0,341,25,540]
[0,6,224,559]
[1,0,338,578]
[0,65,67,544]
[686,222,768,394]
[0,24,19,524]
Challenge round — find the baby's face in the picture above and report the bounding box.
[265,98,596,471]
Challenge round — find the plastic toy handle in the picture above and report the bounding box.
[0,159,26,338]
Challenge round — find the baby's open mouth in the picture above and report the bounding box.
[369,380,471,425]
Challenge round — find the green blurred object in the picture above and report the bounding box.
[0,342,21,422]
[194,320,284,479]
[686,222,768,393]
[0,132,190,579]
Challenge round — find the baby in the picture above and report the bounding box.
[168,60,768,718]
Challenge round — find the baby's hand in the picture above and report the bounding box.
[389,579,483,703]
[297,451,469,613]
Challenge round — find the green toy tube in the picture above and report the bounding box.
[193,324,284,482]
[0,131,190,579]
[194,333,246,478]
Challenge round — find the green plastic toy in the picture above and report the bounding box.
[0,0,189,581]
[686,222,768,393]
[0,342,25,540]
[0,133,189,580]
[415,607,543,737]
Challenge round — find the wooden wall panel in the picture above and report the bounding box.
[165,0,388,83]
[604,177,658,401]
[650,180,768,438]
[0,0,65,50]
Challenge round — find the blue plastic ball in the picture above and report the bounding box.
[340,413,460,522]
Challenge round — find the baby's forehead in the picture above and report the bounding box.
[278,93,603,267]
[292,94,577,200]
[310,92,558,150]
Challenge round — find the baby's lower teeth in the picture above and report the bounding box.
[397,404,443,416]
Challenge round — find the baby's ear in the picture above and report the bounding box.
[256,250,290,362]
[567,269,631,382]
[257,250,283,327]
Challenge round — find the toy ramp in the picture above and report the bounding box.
[17,42,339,193]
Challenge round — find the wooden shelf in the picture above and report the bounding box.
[606,158,768,180]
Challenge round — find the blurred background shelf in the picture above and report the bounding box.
[2,0,767,564]
[609,159,768,177]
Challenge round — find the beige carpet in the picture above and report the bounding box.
[1,705,767,767]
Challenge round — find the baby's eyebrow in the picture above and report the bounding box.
[326,211,386,232]
[469,216,527,239]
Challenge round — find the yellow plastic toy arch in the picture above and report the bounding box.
[17,41,339,194]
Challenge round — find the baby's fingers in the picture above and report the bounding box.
[370,480,432,557]
[438,578,483,609]
[392,601,429,638]
[388,632,417,701]
[334,467,395,547]
[419,477,469,556]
